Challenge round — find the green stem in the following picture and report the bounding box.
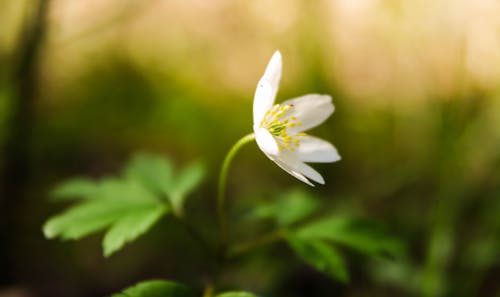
[202,283,214,297]
[217,133,255,246]
[175,216,213,258]
[228,229,285,258]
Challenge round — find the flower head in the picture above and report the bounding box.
[253,51,340,186]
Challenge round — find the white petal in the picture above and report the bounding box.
[296,162,325,184]
[296,136,341,163]
[282,94,334,133]
[253,51,282,124]
[273,158,315,186]
[275,151,326,185]
[254,126,279,157]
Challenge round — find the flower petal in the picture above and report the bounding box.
[254,129,315,186]
[253,51,282,125]
[275,151,325,185]
[273,157,314,186]
[254,126,279,157]
[296,136,341,163]
[295,161,325,184]
[282,94,334,133]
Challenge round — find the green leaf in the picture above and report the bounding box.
[43,200,135,240]
[287,235,349,282]
[245,189,318,226]
[124,154,205,215]
[44,153,206,256]
[296,216,402,257]
[43,178,169,256]
[125,153,174,197]
[215,292,259,297]
[111,280,195,297]
[50,178,98,201]
[295,216,351,238]
[168,161,205,214]
[274,190,319,226]
[95,178,159,203]
[103,205,168,257]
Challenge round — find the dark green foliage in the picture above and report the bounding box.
[111,280,195,297]
[287,234,349,283]
[295,216,403,257]
[245,190,402,283]
[215,292,259,297]
[284,214,402,282]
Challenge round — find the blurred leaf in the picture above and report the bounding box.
[50,178,98,201]
[43,153,206,256]
[111,280,195,297]
[103,205,168,257]
[125,153,205,215]
[295,216,403,258]
[168,161,205,215]
[94,178,159,202]
[44,200,137,240]
[275,190,319,226]
[215,292,259,297]
[43,177,169,256]
[295,216,351,238]
[368,258,420,294]
[125,153,174,197]
[245,189,319,226]
[287,234,349,283]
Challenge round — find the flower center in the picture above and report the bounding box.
[260,104,305,152]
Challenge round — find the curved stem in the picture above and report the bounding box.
[217,133,255,246]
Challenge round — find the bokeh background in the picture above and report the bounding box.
[1,0,499,296]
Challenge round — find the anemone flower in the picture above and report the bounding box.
[253,51,340,186]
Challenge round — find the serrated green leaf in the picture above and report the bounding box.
[43,200,135,239]
[296,216,402,257]
[96,178,159,203]
[111,280,195,297]
[168,161,205,214]
[50,178,98,201]
[125,153,174,197]
[287,235,349,282]
[44,153,208,256]
[43,178,168,256]
[216,292,259,297]
[124,154,204,215]
[103,205,168,257]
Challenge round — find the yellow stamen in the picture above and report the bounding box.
[259,103,306,152]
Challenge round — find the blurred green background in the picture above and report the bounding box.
[1,0,499,296]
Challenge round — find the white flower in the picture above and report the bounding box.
[253,51,340,186]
